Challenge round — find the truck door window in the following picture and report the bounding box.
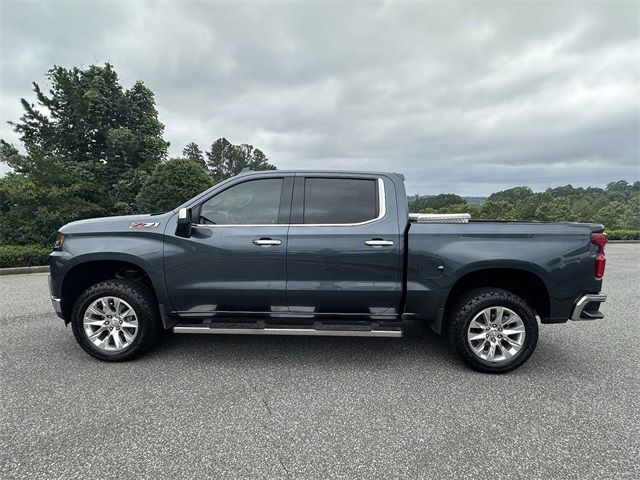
[304,178,378,224]
[199,178,283,225]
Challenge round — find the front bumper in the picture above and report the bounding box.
[570,293,607,321]
[48,274,64,319]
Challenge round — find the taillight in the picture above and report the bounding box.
[591,232,608,279]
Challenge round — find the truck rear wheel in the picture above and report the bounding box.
[447,288,538,373]
[70,279,161,361]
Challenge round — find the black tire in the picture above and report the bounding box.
[71,279,161,361]
[447,288,539,374]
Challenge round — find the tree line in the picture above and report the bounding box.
[0,63,637,248]
[0,64,275,246]
[410,182,640,231]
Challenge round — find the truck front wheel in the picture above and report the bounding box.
[70,279,161,361]
[447,288,539,373]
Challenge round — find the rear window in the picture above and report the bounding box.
[303,178,378,224]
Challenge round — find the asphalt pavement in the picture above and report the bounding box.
[1,244,639,479]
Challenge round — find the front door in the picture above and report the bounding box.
[286,175,402,316]
[164,175,293,315]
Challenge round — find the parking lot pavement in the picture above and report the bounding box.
[1,244,639,479]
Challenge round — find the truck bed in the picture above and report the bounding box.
[404,219,604,331]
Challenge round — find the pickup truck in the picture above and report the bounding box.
[49,170,608,373]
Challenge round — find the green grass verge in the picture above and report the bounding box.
[0,245,52,268]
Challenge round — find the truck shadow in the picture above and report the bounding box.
[152,325,466,372]
[149,326,598,377]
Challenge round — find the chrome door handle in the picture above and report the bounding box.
[364,239,394,247]
[253,238,282,247]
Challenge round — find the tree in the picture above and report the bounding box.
[623,196,640,229]
[205,137,276,181]
[0,170,103,245]
[606,180,630,193]
[0,64,169,245]
[511,199,540,221]
[111,169,151,214]
[481,201,514,220]
[487,186,533,204]
[6,64,167,182]
[182,142,206,170]
[136,158,213,213]
[593,201,630,230]
[569,198,595,223]
[434,203,480,217]
[534,198,575,222]
[413,193,466,211]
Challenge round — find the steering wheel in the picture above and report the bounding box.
[199,214,216,225]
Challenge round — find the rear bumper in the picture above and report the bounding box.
[570,293,607,321]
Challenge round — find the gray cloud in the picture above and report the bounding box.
[1,0,638,195]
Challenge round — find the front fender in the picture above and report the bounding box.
[49,232,172,322]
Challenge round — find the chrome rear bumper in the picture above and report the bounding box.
[570,293,607,321]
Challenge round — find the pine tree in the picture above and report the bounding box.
[182,142,206,170]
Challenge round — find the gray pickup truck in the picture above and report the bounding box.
[49,170,608,372]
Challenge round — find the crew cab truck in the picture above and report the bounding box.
[49,170,608,373]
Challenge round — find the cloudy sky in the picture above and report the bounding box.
[1,0,638,195]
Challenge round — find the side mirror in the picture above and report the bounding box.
[176,208,193,238]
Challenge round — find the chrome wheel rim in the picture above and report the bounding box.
[467,306,526,363]
[83,296,138,352]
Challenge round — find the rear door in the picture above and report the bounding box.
[285,174,402,316]
[164,174,293,315]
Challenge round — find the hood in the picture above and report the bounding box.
[59,212,174,235]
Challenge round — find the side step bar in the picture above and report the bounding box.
[173,325,402,338]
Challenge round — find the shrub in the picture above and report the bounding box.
[605,229,640,240]
[0,245,51,268]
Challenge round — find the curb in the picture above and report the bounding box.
[607,240,640,243]
[0,265,49,276]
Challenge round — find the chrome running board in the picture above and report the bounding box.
[173,325,402,338]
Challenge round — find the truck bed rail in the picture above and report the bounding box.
[409,213,471,223]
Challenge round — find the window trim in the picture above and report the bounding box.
[300,177,385,227]
[191,176,386,228]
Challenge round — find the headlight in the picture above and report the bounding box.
[54,232,65,248]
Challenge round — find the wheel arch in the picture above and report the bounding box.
[60,257,160,323]
[444,266,551,322]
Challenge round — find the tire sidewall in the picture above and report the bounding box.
[452,290,539,373]
[71,281,156,361]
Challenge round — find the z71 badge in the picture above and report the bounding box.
[129,222,160,229]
